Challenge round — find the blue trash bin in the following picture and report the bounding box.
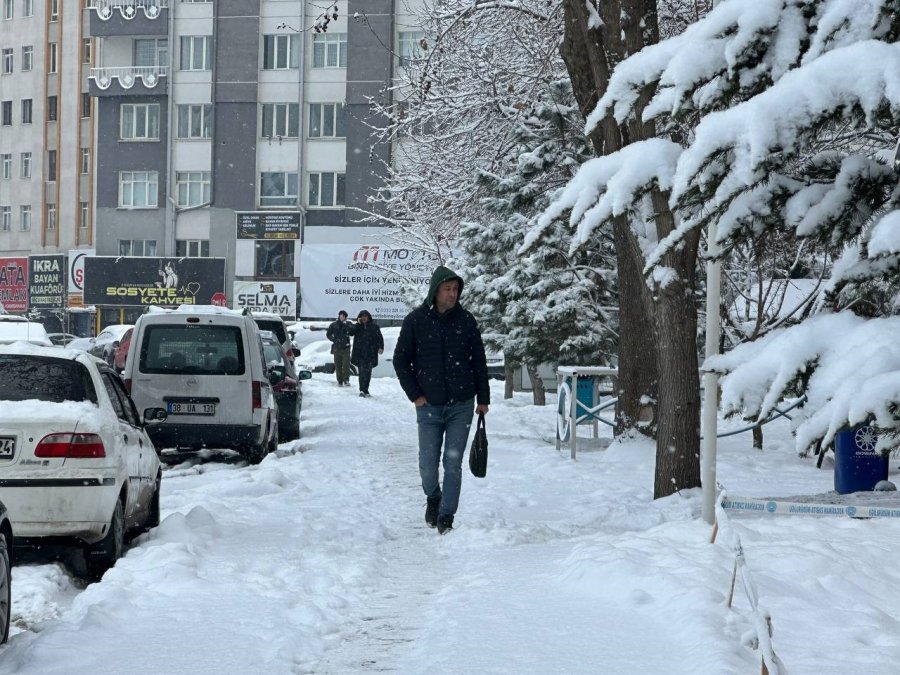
[834,426,887,494]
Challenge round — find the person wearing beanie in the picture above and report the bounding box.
[326,310,353,386]
[350,309,383,397]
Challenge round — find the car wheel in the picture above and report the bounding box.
[0,534,10,644]
[85,498,125,581]
[141,472,161,533]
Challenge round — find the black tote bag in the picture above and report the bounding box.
[469,413,488,478]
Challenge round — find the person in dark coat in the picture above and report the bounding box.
[326,310,353,386]
[393,265,490,534]
[350,309,384,397]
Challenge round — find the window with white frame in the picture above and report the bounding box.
[21,0,30,15]
[398,31,424,67]
[83,38,92,64]
[1,101,10,126]
[0,206,9,231]
[21,99,31,124]
[80,201,89,229]
[118,239,157,256]
[47,149,56,181]
[307,172,345,207]
[0,154,10,179]
[180,36,212,71]
[309,103,345,138]
[262,34,299,70]
[120,103,160,140]
[47,204,56,230]
[47,95,57,121]
[260,103,299,138]
[1,49,12,74]
[119,171,158,208]
[255,240,294,278]
[312,33,346,68]
[176,104,211,138]
[2,0,12,20]
[80,148,90,174]
[20,152,30,178]
[134,38,168,67]
[49,0,57,20]
[20,205,30,231]
[48,43,57,73]
[176,239,210,257]
[176,172,210,207]
[21,46,32,71]
[259,172,298,207]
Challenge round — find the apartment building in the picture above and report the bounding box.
[0,0,95,271]
[85,0,404,320]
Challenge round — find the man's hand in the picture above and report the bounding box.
[378,348,384,354]
[476,404,489,415]
[414,396,427,407]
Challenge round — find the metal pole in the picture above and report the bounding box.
[702,223,722,524]
[570,372,578,460]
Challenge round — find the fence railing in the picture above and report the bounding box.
[85,0,167,19]
[89,66,167,90]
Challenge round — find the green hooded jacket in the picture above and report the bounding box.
[424,265,465,308]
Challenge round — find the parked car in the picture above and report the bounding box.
[47,332,80,346]
[0,344,164,580]
[252,312,298,370]
[260,330,311,441]
[0,498,12,643]
[123,306,279,464]
[113,327,134,372]
[89,324,135,366]
[0,320,53,347]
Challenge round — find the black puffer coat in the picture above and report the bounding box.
[326,319,352,350]
[393,266,490,406]
[350,313,384,367]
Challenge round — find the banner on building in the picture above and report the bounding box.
[68,249,94,308]
[28,255,66,309]
[299,243,439,320]
[83,257,227,307]
[233,280,297,318]
[0,257,28,313]
[236,212,301,240]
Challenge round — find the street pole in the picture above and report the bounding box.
[701,222,722,525]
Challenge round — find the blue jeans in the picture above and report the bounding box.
[416,399,475,518]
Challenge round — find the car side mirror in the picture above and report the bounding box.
[268,365,286,385]
[143,407,167,424]
[291,347,301,357]
[297,369,312,381]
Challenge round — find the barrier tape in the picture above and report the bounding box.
[722,497,900,519]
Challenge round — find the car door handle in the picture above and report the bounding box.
[124,434,129,443]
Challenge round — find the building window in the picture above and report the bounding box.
[398,31,424,67]
[80,148,90,174]
[47,204,56,230]
[0,206,9,231]
[83,38,92,64]
[176,171,210,207]
[180,36,212,71]
[1,48,11,74]
[263,34,300,70]
[80,201,89,229]
[2,0,12,20]
[260,172,298,207]
[312,33,346,68]
[47,95,57,122]
[21,0,30,15]
[308,172,345,207]
[20,152,30,178]
[1,101,10,126]
[48,43,57,73]
[47,149,56,182]
[0,154,9,179]
[82,93,91,118]
[309,103,345,138]
[49,0,57,20]
[120,103,160,140]
[260,103,299,138]
[20,205,30,231]
[21,46,32,71]
[255,241,293,278]
[176,104,211,138]
[176,239,210,257]
[21,99,31,124]
[119,171,159,208]
[118,239,157,256]
[134,38,168,67]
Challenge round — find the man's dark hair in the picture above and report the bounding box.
[338,310,348,319]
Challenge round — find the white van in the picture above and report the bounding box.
[123,306,279,463]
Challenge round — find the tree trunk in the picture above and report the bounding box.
[527,364,546,406]
[752,425,763,450]
[504,361,516,400]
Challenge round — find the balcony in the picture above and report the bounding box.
[86,0,168,36]
[89,66,168,97]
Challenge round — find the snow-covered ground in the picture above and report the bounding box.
[3,374,900,673]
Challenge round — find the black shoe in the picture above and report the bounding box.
[425,496,441,528]
[363,391,371,398]
[437,515,454,534]
[359,391,366,397]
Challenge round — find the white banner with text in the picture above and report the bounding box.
[233,280,297,318]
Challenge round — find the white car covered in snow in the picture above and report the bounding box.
[0,344,166,579]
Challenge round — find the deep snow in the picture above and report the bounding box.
[2,374,900,673]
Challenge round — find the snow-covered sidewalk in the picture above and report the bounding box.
[3,375,900,673]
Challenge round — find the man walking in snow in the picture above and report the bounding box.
[350,309,384,397]
[393,266,490,534]
[326,310,353,386]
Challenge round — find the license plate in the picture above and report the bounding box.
[167,402,215,415]
[0,436,15,459]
